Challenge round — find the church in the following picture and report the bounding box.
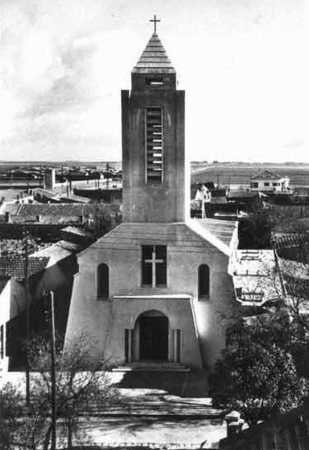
[64,22,238,371]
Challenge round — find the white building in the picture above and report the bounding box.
[250,170,290,193]
[64,29,239,374]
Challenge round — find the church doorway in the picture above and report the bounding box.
[137,310,168,361]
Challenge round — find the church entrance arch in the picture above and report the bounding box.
[135,310,169,361]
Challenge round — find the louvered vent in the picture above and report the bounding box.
[145,107,163,183]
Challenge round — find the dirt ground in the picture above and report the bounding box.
[61,416,226,449]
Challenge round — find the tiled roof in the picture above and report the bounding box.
[8,203,101,217]
[0,256,49,280]
[133,33,175,74]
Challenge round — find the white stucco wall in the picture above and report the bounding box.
[0,279,26,372]
[65,222,238,371]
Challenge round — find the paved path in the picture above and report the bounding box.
[72,389,226,449]
[2,374,226,448]
[74,416,226,449]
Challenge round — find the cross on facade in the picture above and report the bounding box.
[145,246,164,287]
[150,14,161,33]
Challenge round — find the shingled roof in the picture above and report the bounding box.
[133,33,175,74]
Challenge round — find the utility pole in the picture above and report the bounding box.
[202,194,206,219]
[50,290,57,450]
[106,162,110,190]
[23,231,31,407]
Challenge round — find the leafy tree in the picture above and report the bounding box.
[273,226,309,376]
[210,317,308,427]
[238,209,273,249]
[221,196,309,426]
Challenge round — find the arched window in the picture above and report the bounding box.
[198,264,210,299]
[97,263,109,299]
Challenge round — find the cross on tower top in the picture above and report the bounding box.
[150,14,161,33]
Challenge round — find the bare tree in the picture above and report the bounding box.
[0,381,23,450]
[27,333,115,449]
[1,334,115,450]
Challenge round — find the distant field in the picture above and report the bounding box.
[191,164,309,187]
[0,161,309,187]
[0,161,122,170]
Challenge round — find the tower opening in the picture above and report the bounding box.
[145,107,163,184]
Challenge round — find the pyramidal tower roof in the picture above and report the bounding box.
[133,32,176,74]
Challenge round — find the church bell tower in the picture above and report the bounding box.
[122,17,187,223]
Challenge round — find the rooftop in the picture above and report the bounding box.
[2,203,104,217]
[227,191,259,199]
[133,33,176,74]
[31,240,81,267]
[251,170,285,181]
[61,226,93,238]
[0,256,49,281]
[32,188,60,200]
[0,239,81,283]
[84,219,237,257]
[0,239,50,257]
[229,249,283,306]
[189,219,237,254]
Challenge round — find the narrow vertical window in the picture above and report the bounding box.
[145,107,163,183]
[198,264,210,299]
[125,329,129,363]
[97,263,109,299]
[176,329,181,363]
[0,325,4,359]
[142,245,167,287]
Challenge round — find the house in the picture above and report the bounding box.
[0,241,80,371]
[250,170,290,193]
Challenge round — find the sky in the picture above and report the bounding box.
[0,0,305,162]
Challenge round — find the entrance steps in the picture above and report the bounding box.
[111,367,209,398]
[112,362,190,372]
